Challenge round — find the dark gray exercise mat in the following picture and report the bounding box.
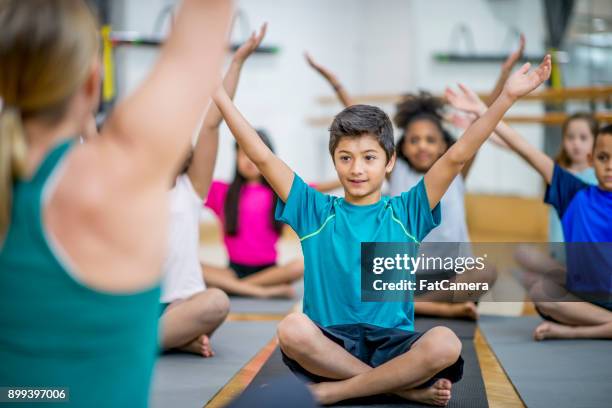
[415,317,476,339]
[479,315,612,408]
[150,320,278,408]
[239,341,487,408]
[229,280,304,314]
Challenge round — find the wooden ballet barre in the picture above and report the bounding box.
[316,85,612,105]
[306,112,612,127]
[504,112,612,126]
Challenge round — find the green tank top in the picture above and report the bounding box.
[0,139,161,407]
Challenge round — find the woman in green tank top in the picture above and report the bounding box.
[0,1,233,406]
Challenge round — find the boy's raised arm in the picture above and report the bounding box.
[212,86,295,201]
[188,23,268,198]
[492,120,555,184]
[424,55,552,209]
[447,37,524,180]
[305,53,355,108]
[486,33,526,106]
[446,82,554,184]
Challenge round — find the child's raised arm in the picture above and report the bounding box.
[102,0,233,186]
[212,86,294,201]
[424,55,551,209]
[486,33,525,106]
[188,23,267,198]
[305,53,355,107]
[446,82,554,184]
[492,120,555,184]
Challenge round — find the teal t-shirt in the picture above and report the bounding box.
[276,174,440,331]
[0,140,160,407]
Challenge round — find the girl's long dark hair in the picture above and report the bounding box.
[393,91,455,167]
[224,129,284,236]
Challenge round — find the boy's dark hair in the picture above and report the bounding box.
[393,91,455,165]
[224,129,284,236]
[597,124,612,139]
[328,104,395,163]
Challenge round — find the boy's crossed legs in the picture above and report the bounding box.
[277,313,462,406]
[521,268,612,340]
[531,284,612,340]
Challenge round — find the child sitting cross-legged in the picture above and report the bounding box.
[446,83,612,341]
[212,54,551,405]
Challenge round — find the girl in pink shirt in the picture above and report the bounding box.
[204,130,304,297]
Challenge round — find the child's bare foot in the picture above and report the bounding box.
[533,321,575,341]
[396,378,452,406]
[179,335,215,357]
[434,302,478,320]
[200,334,214,357]
[259,285,295,299]
[454,302,478,320]
[308,381,339,405]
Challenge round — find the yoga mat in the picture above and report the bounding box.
[415,317,476,339]
[150,320,278,408]
[229,280,303,314]
[227,374,319,408]
[239,340,487,408]
[479,315,612,408]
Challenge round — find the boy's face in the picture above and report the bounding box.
[590,133,612,191]
[333,133,395,204]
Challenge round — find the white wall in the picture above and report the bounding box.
[408,0,547,195]
[112,0,550,219]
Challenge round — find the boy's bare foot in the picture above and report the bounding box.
[534,321,575,341]
[179,334,215,357]
[308,381,338,405]
[396,378,452,406]
[309,378,452,406]
[259,285,296,299]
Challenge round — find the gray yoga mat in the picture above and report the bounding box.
[229,280,304,314]
[150,320,278,408]
[479,315,612,408]
[238,339,487,408]
[415,317,476,339]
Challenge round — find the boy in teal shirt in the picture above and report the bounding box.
[213,55,551,406]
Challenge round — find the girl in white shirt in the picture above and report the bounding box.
[159,25,291,357]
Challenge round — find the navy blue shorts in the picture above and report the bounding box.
[281,323,463,387]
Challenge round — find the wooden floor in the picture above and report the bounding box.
[204,305,538,408]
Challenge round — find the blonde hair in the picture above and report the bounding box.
[0,0,98,239]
